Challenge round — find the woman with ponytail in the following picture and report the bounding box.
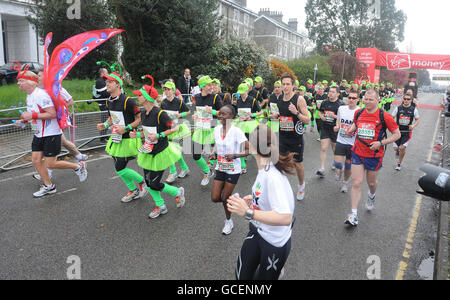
[227,124,296,280]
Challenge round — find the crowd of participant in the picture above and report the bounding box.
[14,64,421,280]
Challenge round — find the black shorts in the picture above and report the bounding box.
[215,170,240,185]
[279,135,304,163]
[32,135,62,157]
[320,126,337,143]
[395,132,412,147]
[335,142,353,160]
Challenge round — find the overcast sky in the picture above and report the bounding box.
[247,0,450,83]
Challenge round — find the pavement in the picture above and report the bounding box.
[0,93,445,280]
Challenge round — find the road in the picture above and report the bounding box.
[0,93,442,280]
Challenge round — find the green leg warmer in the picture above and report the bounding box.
[148,187,165,207]
[117,168,143,191]
[195,157,210,174]
[241,157,247,169]
[178,156,189,171]
[162,184,179,197]
[169,164,177,175]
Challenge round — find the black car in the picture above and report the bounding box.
[0,62,43,85]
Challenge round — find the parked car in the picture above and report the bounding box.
[0,62,43,85]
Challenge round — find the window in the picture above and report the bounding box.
[284,44,288,58]
[233,24,239,37]
[234,9,239,22]
[244,14,249,25]
[278,42,282,56]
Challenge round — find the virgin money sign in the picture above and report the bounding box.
[378,51,450,71]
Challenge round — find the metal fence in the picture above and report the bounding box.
[0,95,197,171]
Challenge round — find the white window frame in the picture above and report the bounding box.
[234,9,239,22]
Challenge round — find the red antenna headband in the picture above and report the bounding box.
[11,61,38,83]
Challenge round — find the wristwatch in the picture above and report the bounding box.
[245,209,254,221]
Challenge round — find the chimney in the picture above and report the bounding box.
[259,8,271,17]
[288,18,298,31]
[270,11,283,23]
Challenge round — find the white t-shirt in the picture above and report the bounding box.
[250,164,295,247]
[60,87,72,103]
[337,105,358,145]
[26,88,62,138]
[214,125,247,175]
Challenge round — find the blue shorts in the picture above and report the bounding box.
[351,152,383,171]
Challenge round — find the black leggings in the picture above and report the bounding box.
[236,223,291,280]
[192,142,215,161]
[112,156,135,172]
[144,169,165,191]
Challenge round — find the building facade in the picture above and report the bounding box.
[254,9,306,61]
[0,0,44,66]
[218,0,258,41]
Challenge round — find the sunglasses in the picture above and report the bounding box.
[348,97,359,100]
[403,98,412,101]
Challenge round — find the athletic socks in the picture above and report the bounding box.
[195,157,210,174]
[148,184,179,207]
[117,168,144,191]
[241,157,247,169]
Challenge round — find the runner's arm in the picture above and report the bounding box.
[296,96,311,125]
[21,106,56,121]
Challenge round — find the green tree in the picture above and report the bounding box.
[27,0,118,79]
[109,0,220,82]
[305,0,406,56]
[195,38,274,93]
[287,55,333,83]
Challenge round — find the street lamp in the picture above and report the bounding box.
[314,64,318,82]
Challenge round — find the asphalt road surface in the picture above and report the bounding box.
[0,93,442,280]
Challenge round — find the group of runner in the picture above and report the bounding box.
[15,65,420,280]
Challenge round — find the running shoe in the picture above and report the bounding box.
[121,189,140,203]
[138,182,148,199]
[335,170,343,182]
[241,168,247,175]
[345,214,359,226]
[75,162,88,182]
[78,154,89,162]
[366,193,376,211]
[201,170,214,186]
[33,184,57,198]
[297,185,305,201]
[32,172,53,181]
[178,169,190,178]
[149,205,168,219]
[222,219,234,235]
[341,183,348,193]
[316,169,325,178]
[166,172,178,183]
[331,165,336,171]
[395,164,402,171]
[176,187,186,208]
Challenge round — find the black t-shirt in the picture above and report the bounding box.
[194,93,222,111]
[319,99,344,128]
[395,105,416,132]
[237,95,261,118]
[107,94,140,139]
[161,97,190,113]
[314,93,328,110]
[254,86,270,108]
[141,106,172,156]
[278,94,304,139]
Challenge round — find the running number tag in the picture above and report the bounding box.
[270,103,279,115]
[217,155,235,172]
[138,126,157,154]
[324,111,335,123]
[31,120,39,133]
[357,123,376,140]
[339,123,354,137]
[165,110,179,125]
[110,111,126,144]
[399,115,411,126]
[238,108,251,121]
[316,100,323,109]
[280,116,294,131]
[195,107,212,130]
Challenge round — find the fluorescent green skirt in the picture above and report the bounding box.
[106,137,141,158]
[137,142,182,171]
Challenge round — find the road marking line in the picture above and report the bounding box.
[395,107,441,280]
[59,188,77,195]
[110,176,120,180]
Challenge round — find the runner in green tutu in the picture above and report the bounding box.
[235,83,263,174]
[192,75,223,186]
[160,81,191,184]
[131,75,186,219]
[96,71,147,203]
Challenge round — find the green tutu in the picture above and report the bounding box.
[266,120,279,133]
[192,128,215,145]
[235,119,259,134]
[106,137,141,158]
[168,122,192,141]
[137,142,182,171]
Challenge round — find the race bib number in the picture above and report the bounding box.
[165,110,179,125]
[195,107,212,130]
[111,126,123,144]
[280,116,294,132]
[339,123,354,137]
[324,111,335,123]
[31,120,39,133]
[316,100,323,109]
[357,123,376,140]
[138,126,158,153]
[110,111,125,126]
[217,155,235,172]
[238,108,251,121]
[399,115,411,126]
[270,103,279,114]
